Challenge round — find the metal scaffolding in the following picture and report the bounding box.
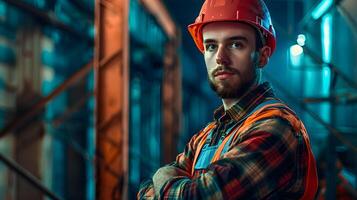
[94,0,129,199]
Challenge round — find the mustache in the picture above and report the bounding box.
[212,66,239,76]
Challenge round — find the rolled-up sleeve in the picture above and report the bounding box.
[137,131,203,199]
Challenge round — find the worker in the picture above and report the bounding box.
[137,0,318,199]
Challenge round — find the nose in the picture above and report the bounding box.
[216,46,230,66]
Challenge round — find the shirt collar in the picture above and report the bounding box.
[213,82,275,122]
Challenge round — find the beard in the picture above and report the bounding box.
[208,66,257,99]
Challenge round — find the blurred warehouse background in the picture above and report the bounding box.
[0,0,355,199]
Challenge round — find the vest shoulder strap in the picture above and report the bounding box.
[191,122,216,175]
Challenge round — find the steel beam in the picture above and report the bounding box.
[0,153,62,200]
[94,0,129,199]
[140,0,176,38]
[0,61,93,137]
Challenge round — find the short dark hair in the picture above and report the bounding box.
[254,28,265,50]
[241,21,265,51]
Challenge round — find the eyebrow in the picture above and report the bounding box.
[203,36,248,44]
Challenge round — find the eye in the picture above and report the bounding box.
[205,43,217,52]
[230,41,243,49]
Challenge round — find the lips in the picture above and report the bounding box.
[214,70,235,80]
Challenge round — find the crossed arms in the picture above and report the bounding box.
[137,118,305,199]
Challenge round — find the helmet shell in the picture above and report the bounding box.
[188,0,276,54]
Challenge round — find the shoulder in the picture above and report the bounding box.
[243,101,303,135]
[238,117,297,142]
[235,102,303,144]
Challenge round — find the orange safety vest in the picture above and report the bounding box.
[191,102,318,200]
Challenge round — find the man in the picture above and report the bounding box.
[138,0,318,199]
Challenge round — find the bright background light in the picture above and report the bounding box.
[322,14,332,63]
[312,0,333,20]
[297,34,306,46]
[289,44,304,67]
[290,44,303,57]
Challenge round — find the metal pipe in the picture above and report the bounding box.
[0,153,62,200]
[326,105,337,200]
[303,93,357,104]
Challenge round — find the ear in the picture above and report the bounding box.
[257,46,271,68]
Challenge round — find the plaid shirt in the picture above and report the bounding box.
[138,82,311,199]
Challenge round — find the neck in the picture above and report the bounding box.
[222,98,239,110]
[222,83,259,110]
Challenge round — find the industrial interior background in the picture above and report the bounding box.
[0,0,356,199]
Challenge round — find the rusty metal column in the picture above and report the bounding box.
[94,0,129,199]
[162,35,182,164]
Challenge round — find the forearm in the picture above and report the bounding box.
[137,154,194,199]
[157,161,228,199]
[152,165,191,197]
[156,124,300,199]
[158,158,281,199]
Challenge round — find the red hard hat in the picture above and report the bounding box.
[188,0,276,54]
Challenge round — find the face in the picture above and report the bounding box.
[202,22,261,99]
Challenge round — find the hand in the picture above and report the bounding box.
[137,180,155,199]
[152,165,190,196]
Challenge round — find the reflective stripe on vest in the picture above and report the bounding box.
[191,100,318,200]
